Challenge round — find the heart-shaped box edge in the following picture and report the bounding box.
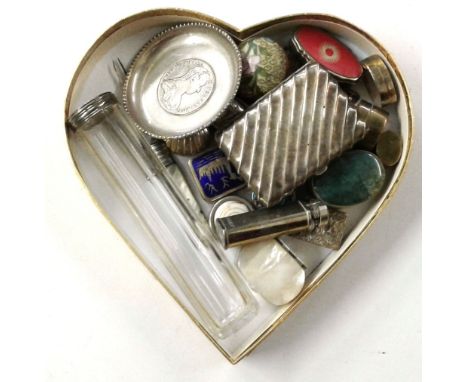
[64,8,414,364]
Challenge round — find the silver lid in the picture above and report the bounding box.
[209,196,253,232]
[123,22,242,139]
[67,92,117,129]
[361,55,398,106]
[308,200,330,229]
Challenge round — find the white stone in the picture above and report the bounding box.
[237,240,305,306]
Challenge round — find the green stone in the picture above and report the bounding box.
[311,150,385,207]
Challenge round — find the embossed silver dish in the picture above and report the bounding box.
[123,22,242,139]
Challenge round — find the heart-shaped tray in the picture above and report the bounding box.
[64,9,413,363]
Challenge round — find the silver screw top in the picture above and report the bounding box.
[67,92,118,129]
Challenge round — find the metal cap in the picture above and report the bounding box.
[308,201,330,229]
[209,196,252,232]
[361,55,398,106]
[67,92,117,129]
[356,99,389,140]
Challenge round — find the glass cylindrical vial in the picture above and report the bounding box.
[67,93,257,338]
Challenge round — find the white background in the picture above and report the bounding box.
[1,0,425,381]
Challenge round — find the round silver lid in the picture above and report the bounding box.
[209,196,252,232]
[123,22,241,139]
[67,92,117,129]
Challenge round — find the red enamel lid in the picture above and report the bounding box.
[293,27,363,81]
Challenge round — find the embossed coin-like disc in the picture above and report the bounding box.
[123,23,241,139]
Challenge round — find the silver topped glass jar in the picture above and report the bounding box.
[67,93,257,338]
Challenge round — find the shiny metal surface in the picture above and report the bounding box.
[123,22,241,139]
[354,96,389,150]
[218,62,387,207]
[216,200,328,248]
[294,208,347,250]
[165,127,212,155]
[113,55,212,155]
[209,196,253,232]
[310,200,330,229]
[67,92,118,129]
[361,55,398,106]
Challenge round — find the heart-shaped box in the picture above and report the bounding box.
[64,9,413,363]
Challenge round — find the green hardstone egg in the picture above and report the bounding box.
[239,37,288,101]
[311,150,385,207]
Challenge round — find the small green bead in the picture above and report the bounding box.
[311,150,385,207]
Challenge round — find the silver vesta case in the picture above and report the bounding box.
[218,62,388,207]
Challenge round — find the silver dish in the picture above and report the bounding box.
[123,22,241,139]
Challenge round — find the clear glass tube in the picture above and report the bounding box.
[67,93,257,338]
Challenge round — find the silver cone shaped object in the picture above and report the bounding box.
[218,62,388,207]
